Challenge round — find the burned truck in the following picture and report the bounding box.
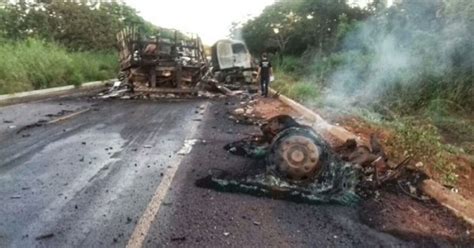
[211,39,255,85]
[116,27,209,95]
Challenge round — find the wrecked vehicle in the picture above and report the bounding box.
[211,39,255,85]
[197,115,415,205]
[197,115,361,204]
[116,27,209,95]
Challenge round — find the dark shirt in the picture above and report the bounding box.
[259,59,272,80]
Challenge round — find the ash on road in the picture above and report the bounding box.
[0,95,470,247]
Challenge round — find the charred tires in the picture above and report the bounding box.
[266,126,331,181]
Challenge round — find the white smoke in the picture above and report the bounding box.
[322,0,473,110]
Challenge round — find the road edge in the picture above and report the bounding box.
[269,87,474,227]
[0,79,116,106]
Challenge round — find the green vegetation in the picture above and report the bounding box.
[241,0,474,185]
[0,1,157,51]
[0,39,117,94]
[0,1,158,94]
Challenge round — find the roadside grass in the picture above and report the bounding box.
[272,71,321,104]
[0,39,117,95]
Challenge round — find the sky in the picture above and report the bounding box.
[124,0,274,45]
[124,0,390,46]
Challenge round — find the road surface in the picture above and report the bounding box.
[0,95,461,247]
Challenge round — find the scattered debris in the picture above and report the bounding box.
[35,233,54,240]
[177,139,198,155]
[15,121,46,134]
[16,109,90,134]
[170,236,186,242]
[10,195,21,199]
[197,115,430,205]
[45,110,73,118]
[234,108,245,115]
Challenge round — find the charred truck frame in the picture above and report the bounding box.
[117,27,209,94]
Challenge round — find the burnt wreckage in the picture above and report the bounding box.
[197,115,360,204]
[196,115,413,205]
[116,27,209,95]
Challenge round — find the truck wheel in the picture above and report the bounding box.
[266,127,328,181]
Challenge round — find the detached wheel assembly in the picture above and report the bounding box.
[267,126,327,181]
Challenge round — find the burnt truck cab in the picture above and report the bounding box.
[211,39,256,84]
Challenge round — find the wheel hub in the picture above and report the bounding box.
[276,135,321,180]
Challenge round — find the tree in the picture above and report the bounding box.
[241,0,369,56]
[0,1,159,51]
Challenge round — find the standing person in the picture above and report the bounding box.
[257,53,272,97]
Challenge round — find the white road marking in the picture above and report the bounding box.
[126,102,207,248]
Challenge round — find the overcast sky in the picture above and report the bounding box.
[124,0,386,45]
[124,0,274,45]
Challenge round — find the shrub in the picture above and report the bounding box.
[0,39,117,94]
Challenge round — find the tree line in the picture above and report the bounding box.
[240,0,473,111]
[0,0,157,51]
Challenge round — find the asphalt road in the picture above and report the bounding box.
[0,95,459,247]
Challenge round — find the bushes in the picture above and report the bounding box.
[273,56,305,75]
[0,39,117,94]
[272,70,321,103]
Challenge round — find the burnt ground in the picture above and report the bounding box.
[0,93,472,247]
[143,96,473,247]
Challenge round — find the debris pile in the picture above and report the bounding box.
[227,99,261,125]
[97,78,225,100]
[197,114,429,205]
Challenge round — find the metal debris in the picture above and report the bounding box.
[198,114,428,205]
[170,236,186,242]
[35,233,54,240]
[198,115,360,205]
